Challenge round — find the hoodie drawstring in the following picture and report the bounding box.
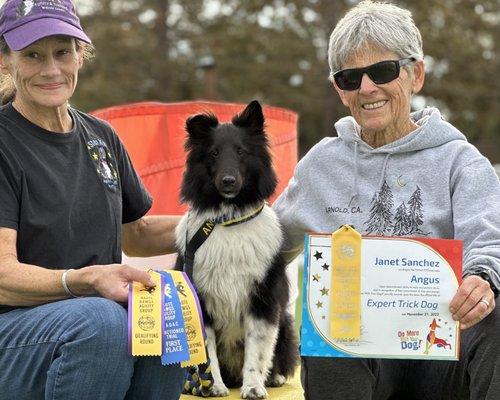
[348,141,359,207]
[350,144,392,205]
[378,153,391,190]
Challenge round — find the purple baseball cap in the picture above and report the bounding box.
[0,0,91,51]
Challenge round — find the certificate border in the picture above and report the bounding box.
[301,233,461,360]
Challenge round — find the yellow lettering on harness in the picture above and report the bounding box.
[202,221,215,236]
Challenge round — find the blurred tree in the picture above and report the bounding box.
[74,0,499,161]
[402,0,499,156]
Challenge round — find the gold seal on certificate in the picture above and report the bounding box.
[301,229,462,360]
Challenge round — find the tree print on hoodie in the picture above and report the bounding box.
[364,182,430,236]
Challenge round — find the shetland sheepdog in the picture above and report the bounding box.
[175,101,298,399]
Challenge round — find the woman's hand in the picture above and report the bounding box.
[449,275,495,330]
[67,264,156,303]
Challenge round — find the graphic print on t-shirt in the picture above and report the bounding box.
[86,138,119,191]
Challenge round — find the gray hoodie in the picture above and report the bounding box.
[273,107,500,289]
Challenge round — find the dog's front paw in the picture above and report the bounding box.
[266,373,287,387]
[240,384,267,399]
[210,383,230,397]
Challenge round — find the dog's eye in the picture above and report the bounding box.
[211,149,219,158]
[237,147,245,156]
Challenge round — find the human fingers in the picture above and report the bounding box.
[450,275,489,317]
[459,293,495,330]
[450,276,494,329]
[90,264,154,302]
[119,265,156,287]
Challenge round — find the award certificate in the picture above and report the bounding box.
[301,233,462,360]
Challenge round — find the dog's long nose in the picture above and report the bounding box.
[222,176,236,186]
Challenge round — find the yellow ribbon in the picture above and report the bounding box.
[330,225,362,340]
[167,271,208,367]
[130,270,163,356]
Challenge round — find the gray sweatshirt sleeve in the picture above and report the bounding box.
[273,138,337,264]
[451,157,500,291]
[273,172,308,264]
[273,138,338,264]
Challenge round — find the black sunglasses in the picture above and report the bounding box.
[333,57,416,91]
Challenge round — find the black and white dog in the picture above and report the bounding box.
[175,101,298,399]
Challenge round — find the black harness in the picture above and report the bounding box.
[183,202,266,280]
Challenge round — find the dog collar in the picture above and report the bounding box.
[214,202,266,226]
[183,202,266,280]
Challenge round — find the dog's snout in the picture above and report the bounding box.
[222,176,236,186]
[215,171,242,198]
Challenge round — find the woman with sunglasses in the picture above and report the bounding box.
[0,1,184,399]
[274,1,499,399]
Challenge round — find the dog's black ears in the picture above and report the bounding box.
[186,113,219,139]
[232,100,264,133]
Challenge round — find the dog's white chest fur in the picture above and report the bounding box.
[176,205,282,330]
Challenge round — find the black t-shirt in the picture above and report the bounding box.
[0,103,152,312]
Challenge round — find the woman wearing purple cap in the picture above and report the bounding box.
[0,1,184,399]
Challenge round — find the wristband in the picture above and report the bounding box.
[61,269,81,298]
[477,272,499,299]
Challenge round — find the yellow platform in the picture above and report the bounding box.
[180,370,304,400]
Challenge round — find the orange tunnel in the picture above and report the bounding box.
[91,101,298,215]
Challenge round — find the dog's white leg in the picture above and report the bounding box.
[205,326,230,397]
[240,316,279,399]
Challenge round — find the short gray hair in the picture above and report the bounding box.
[328,0,423,80]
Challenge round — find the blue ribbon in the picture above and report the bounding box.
[160,271,190,365]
